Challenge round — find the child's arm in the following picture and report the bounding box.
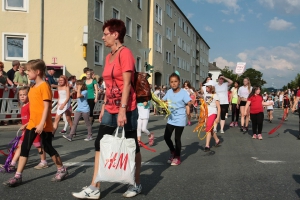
[244,101,251,116]
[94,81,99,103]
[215,100,221,123]
[76,85,83,98]
[35,100,50,134]
[262,101,272,106]
[185,104,190,116]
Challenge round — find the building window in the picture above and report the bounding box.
[178,17,182,28]
[186,44,190,54]
[137,24,142,41]
[166,27,172,41]
[112,8,119,19]
[137,0,142,9]
[3,33,28,61]
[166,3,172,18]
[173,44,176,58]
[187,26,191,36]
[136,57,142,72]
[4,0,28,12]
[125,17,132,37]
[183,21,186,33]
[155,32,162,53]
[177,37,182,48]
[94,41,103,65]
[174,23,176,36]
[155,4,162,25]
[165,51,171,64]
[95,0,104,22]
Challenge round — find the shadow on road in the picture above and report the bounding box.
[284,128,299,139]
[292,174,300,198]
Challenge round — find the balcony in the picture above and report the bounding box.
[196,74,200,81]
[196,59,200,66]
[196,45,200,51]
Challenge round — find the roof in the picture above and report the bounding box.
[209,63,221,71]
[171,0,210,49]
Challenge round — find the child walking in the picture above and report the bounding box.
[282,92,290,121]
[0,86,48,172]
[244,86,272,140]
[3,59,68,187]
[266,96,274,123]
[163,73,191,166]
[203,80,222,151]
[137,101,154,146]
[63,80,93,141]
[52,75,73,135]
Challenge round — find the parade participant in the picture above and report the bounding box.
[230,81,239,127]
[203,80,221,151]
[63,80,93,142]
[282,92,290,121]
[0,86,47,172]
[85,70,98,125]
[279,91,284,108]
[163,73,191,166]
[214,75,233,133]
[137,100,154,146]
[3,59,68,187]
[292,88,300,139]
[72,19,142,199]
[190,87,199,119]
[52,75,73,135]
[200,76,211,97]
[266,96,274,123]
[183,80,194,126]
[238,77,252,132]
[244,86,271,140]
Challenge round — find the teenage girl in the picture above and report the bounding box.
[0,86,47,172]
[200,77,211,97]
[238,77,252,132]
[52,75,73,135]
[163,73,191,166]
[230,81,239,127]
[282,92,290,121]
[244,86,272,140]
[203,80,221,152]
[183,80,194,126]
[85,70,98,125]
[137,101,155,146]
[266,96,274,123]
[214,75,233,133]
[63,80,93,142]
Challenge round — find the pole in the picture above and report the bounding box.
[40,0,44,59]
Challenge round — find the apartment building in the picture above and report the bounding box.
[149,0,210,88]
[0,0,88,77]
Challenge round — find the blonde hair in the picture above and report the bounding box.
[244,77,251,93]
[207,85,216,94]
[59,75,68,86]
[26,59,46,78]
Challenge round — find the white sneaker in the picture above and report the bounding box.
[84,136,93,141]
[34,162,48,170]
[72,187,100,199]
[220,130,225,134]
[123,183,142,198]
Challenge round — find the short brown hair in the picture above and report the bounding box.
[76,79,87,91]
[27,59,46,78]
[102,19,126,43]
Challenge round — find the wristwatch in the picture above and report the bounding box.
[121,104,127,108]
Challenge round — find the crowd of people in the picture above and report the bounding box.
[0,18,299,200]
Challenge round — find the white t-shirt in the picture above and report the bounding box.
[215,82,229,105]
[202,85,207,97]
[279,94,283,101]
[266,100,274,109]
[204,93,220,116]
[238,86,252,99]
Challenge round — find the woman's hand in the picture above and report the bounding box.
[94,98,98,103]
[35,124,43,134]
[59,104,64,110]
[20,124,27,130]
[117,109,127,127]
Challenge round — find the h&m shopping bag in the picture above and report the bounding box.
[95,127,136,185]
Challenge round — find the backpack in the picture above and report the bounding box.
[118,48,152,103]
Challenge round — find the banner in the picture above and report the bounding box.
[235,62,246,75]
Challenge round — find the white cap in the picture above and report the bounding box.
[204,80,217,86]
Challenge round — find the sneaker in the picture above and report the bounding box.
[63,135,72,142]
[230,122,234,127]
[3,176,22,187]
[258,134,263,140]
[285,117,288,121]
[204,147,210,152]
[171,157,181,166]
[51,167,68,182]
[243,127,247,132]
[240,126,244,132]
[34,162,48,170]
[220,130,225,134]
[252,134,257,139]
[72,187,101,199]
[167,152,175,163]
[234,122,239,127]
[123,183,142,198]
[0,164,16,173]
[59,130,66,134]
[84,136,93,141]
[188,121,191,126]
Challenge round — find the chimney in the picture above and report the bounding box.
[213,62,216,66]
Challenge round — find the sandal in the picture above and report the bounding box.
[215,140,222,147]
[148,133,154,146]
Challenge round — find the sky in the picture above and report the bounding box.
[174,0,300,89]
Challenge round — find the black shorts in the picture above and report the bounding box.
[240,101,247,107]
[267,109,273,112]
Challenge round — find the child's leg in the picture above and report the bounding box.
[10,146,21,166]
[231,104,236,122]
[257,112,264,134]
[245,107,250,128]
[141,119,150,136]
[137,118,142,141]
[205,132,212,147]
[174,126,184,157]
[69,112,82,136]
[40,132,63,168]
[52,114,62,135]
[270,110,273,120]
[82,112,92,137]
[267,111,270,120]
[62,113,69,131]
[164,124,175,153]
[250,114,258,135]
[240,106,245,127]
[65,109,73,129]
[235,106,240,122]
[205,114,216,147]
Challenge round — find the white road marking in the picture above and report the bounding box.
[256,160,285,164]
[64,162,164,167]
[251,157,258,160]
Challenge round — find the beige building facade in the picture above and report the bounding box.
[0,0,88,77]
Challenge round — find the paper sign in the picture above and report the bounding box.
[235,62,246,75]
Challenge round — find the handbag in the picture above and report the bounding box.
[95,127,136,185]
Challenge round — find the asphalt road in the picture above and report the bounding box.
[0,109,300,200]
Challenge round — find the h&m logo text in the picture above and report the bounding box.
[105,152,128,171]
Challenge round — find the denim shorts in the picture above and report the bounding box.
[100,108,138,131]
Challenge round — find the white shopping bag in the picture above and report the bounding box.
[95,127,136,185]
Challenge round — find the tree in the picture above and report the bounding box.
[220,67,267,87]
[283,73,300,90]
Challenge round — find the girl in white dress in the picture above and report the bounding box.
[52,75,73,135]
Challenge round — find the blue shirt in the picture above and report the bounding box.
[76,90,90,113]
[162,89,191,127]
[46,74,57,85]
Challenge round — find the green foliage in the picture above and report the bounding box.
[283,73,300,90]
[220,67,267,87]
